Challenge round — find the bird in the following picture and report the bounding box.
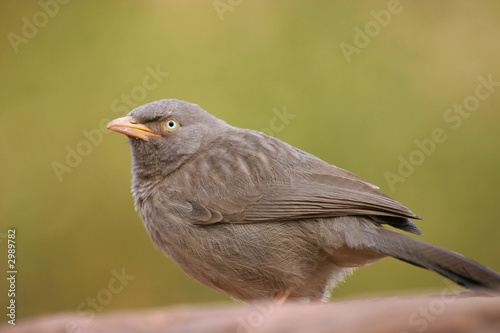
[107,99,500,303]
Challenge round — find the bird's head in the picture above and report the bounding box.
[107,99,226,179]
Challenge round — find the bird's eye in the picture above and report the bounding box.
[163,118,180,132]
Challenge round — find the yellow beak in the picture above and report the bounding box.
[106,116,161,141]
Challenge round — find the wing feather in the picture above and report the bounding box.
[175,130,422,234]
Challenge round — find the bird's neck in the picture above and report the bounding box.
[130,152,193,212]
[131,151,192,180]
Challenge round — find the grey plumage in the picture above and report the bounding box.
[107,99,500,302]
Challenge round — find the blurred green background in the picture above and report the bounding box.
[1,0,500,322]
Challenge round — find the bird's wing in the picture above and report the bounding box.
[240,172,421,222]
[189,171,422,234]
[184,132,421,233]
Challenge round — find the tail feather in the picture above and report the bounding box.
[367,227,500,291]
